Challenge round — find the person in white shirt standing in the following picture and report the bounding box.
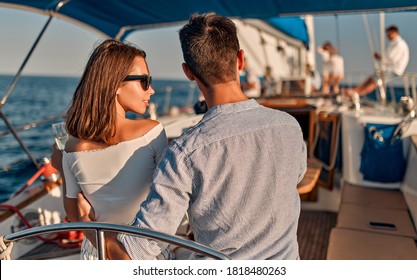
[317,41,345,94]
[348,25,409,96]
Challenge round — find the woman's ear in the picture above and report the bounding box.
[182,63,195,81]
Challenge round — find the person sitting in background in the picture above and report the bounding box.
[51,39,172,260]
[240,57,261,98]
[261,65,278,97]
[305,63,322,93]
[317,41,344,94]
[347,25,409,97]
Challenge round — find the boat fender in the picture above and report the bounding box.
[56,217,84,248]
[40,157,59,183]
[13,158,59,196]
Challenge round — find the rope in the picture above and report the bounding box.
[362,14,379,71]
[0,204,56,242]
[0,204,82,248]
[311,112,341,171]
[362,14,387,103]
[335,14,341,51]
[0,236,13,260]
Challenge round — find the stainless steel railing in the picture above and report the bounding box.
[2,222,230,260]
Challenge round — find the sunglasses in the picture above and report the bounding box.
[123,75,152,90]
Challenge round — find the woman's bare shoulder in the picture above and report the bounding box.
[121,119,162,141]
[65,136,108,152]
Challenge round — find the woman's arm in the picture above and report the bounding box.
[64,194,79,222]
[51,143,81,222]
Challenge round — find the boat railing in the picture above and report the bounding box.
[0,114,64,138]
[401,72,417,104]
[376,72,417,107]
[1,222,230,260]
[343,71,417,109]
[156,82,199,117]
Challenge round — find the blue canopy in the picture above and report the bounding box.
[1,0,416,43]
[266,17,309,47]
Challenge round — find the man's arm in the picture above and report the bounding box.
[76,192,131,260]
[117,146,192,259]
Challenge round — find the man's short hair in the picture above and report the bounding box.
[386,25,399,33]
[179,13,240,87]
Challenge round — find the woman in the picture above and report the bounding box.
[53,39,169,259]
[317,41,344,94]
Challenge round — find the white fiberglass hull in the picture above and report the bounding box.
[0,182,66,259]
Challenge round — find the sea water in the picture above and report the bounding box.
[0,75,200,202]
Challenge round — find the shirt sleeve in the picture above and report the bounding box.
[297,139,308,184]
[149,125,168,165]
[317,48,330,62]
[117,144,192,259]
[62,153,81,198]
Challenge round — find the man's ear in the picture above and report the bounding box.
[182,63,195,81]
[237,49,245,71]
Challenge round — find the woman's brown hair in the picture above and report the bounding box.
[66,39,146,144]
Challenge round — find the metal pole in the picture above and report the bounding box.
[259,30,269,68]
[0,15,54,168]
[0,1,68,168]
[0,111,39,168]
[0,16,53,107]
[97,230,106,260]
[378,12,387,105]
[380,13,385,72]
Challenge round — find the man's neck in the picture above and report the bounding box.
[201,81,249,109]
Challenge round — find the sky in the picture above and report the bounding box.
[0,7,416,83]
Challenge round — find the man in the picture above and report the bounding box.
[78,13,306,260]
[348,25,409,96]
